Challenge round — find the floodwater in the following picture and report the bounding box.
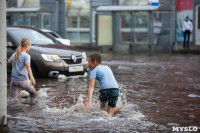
[6,54,200,132]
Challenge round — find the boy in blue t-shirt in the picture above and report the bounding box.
[84,54,119,115]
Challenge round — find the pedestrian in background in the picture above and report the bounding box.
[183,16,193,49]
[8,38,36,99]
[153,18,162,45]
[84,54,119,115]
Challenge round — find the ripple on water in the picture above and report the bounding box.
[188,94,200,98]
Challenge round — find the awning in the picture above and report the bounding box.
[67,6,90,16]
[97,6,158,12]
[6,7,50,13]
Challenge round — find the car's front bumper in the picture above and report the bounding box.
[39,59,88,78]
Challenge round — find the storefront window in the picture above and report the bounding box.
[121,12,131,28]
[67,32,79,42]
[66,3,90,43]
[135,12,149,28]
[80,32,90,42]
[121,0,148,5]
[25,13,31,26]
[67,17,78,28]
[135,12,149,43]
[120,11,149,44]
[18,13,24,26]
[80,16,90,28]
[152,12,171,45]
[41,13,51,29]
[7,11,51,29]
[26,13,38,28]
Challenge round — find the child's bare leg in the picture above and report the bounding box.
[10,81,20,99]
[108,106,115,115]
[22,80,36,98]
[100,101,106,109]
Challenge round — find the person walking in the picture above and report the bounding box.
[8,38,36,99]
[183,16,193,49]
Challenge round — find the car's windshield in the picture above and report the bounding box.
[9,28,60,45]
[48,32,60,38]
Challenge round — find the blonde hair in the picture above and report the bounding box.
[12,38,31,64]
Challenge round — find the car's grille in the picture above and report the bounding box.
[61,57,82,64]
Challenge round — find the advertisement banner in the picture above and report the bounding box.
[176,0,193,42]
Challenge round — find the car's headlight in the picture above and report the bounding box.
[82,52,87,60]
[41,54,61,62]
[82,52,88,64]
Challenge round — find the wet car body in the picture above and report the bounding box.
[7,26,88,78]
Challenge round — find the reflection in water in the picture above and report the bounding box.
[7,54,200,132]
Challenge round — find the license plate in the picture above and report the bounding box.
[69,66,83,72]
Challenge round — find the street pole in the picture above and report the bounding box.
[0,0,7,128]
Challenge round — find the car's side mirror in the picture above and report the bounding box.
[7,42,17,49]
[6,42,13,47]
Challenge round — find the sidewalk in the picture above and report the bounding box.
[72,42,200,54]
[71,43,100,52]
[175,45,200,54]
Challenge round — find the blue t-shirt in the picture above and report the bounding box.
[90,65,118,90]
[8,52,31,81]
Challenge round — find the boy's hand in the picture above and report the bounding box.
[84,100,91,110]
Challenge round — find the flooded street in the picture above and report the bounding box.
[7,54,200,132]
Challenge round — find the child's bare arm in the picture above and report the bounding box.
[84,78,96,109]
[26,64,36,86]
[7,59,11,66]
[88,78,95,102]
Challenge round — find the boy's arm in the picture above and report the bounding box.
[84,78,96,109]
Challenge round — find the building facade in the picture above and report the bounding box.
[6,0,200,52]
[93,0,200,53]
[7,0,66,38]
[66,0,90,43]
[95,0,176,53]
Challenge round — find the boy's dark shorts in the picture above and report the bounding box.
[99,88,119,108]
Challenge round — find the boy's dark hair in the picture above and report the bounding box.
[89,54,101,64]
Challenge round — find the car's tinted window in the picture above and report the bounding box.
[48,32,59,38]
[7,34,13,43]
[9,29,58,45]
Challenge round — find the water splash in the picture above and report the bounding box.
[43,84,144,120]
[19,90,30,98]
[37,88,49,98]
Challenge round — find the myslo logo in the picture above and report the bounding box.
[172,126,198,132]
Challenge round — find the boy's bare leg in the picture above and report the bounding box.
[108,106,115,115]
[100,101,106,109]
